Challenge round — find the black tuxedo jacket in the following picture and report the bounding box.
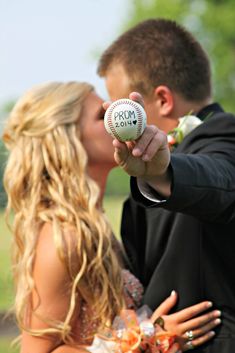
[121,103,235,352]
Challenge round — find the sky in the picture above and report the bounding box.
[0,0,130,107]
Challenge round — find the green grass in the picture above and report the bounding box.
[0,211,17,351]
[103,194,128,238]
[0,211,14,311]
[0,338,19,353]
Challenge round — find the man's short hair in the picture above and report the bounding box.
[98,18,212,102]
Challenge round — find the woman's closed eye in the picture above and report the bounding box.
[97,106,105,120]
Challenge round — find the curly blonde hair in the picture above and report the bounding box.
[3,81,124,342]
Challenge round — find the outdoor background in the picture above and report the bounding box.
[1,0,235,351]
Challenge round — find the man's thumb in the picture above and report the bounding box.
[113,139,129,167]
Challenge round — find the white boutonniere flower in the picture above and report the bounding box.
[167,115,203,149]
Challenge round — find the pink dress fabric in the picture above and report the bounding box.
[75,269,144,345]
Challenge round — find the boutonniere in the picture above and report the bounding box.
[167,114,203,150]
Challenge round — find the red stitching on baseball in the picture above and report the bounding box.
[106,99,145,141]
[106,108,122,140]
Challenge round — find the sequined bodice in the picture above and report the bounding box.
[75,269,144,344]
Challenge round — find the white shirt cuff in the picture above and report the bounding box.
[137,178,167,203]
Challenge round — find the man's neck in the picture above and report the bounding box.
[173,93,212,119]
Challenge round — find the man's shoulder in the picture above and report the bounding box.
[202,110,235,134]
[197,102,235,131]
[207,109,235,122]
[175,109,235,153]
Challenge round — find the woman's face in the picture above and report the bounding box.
[80,91,116,168]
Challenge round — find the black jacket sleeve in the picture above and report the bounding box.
[131,113,235,224]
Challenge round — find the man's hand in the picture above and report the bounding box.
[113,123,170,179]
[103,92,172,197]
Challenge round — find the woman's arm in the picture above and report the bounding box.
[20,223,81,353]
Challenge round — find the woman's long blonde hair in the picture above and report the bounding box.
[3,81,124,342]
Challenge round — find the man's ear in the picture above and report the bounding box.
[154,85,174,117]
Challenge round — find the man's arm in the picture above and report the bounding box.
[113,114,235,223]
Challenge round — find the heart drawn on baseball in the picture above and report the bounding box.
[104,98,147,142]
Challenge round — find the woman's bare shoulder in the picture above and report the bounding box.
[34,223,70,290]
[35,222,79,286]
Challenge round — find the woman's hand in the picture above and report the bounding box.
[168,343,182,353]
[151,291,221,351]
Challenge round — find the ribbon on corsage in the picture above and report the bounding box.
[87,305,176,353]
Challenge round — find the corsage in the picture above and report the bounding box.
[87,305,176,353]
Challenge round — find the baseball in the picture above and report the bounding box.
[104,98,147,142]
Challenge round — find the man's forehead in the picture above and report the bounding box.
[105,64,131,100]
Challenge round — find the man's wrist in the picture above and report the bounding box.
[142,166,172,199]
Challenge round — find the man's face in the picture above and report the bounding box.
[104,63,179,133]
[105,63,159,127]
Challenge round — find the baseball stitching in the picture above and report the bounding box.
[107,99,144,140]
[106,107,122,140]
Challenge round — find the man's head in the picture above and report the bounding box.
[98,19,212,132]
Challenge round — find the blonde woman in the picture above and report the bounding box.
[3,82,221,353]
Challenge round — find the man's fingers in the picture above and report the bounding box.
[113,139,126,149]
[129,91,145,108]
[151,291,178,323]
[113,139,130,166]
[103,92,144,112]
[102,101,112,111]
[141,131,168,162]
[132,126,167,162]
[132,125,159,157]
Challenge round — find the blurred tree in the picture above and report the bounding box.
[124,0,235,112]
[1,100,15,114]
[0,101,13,208]
[0,141,7,208]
